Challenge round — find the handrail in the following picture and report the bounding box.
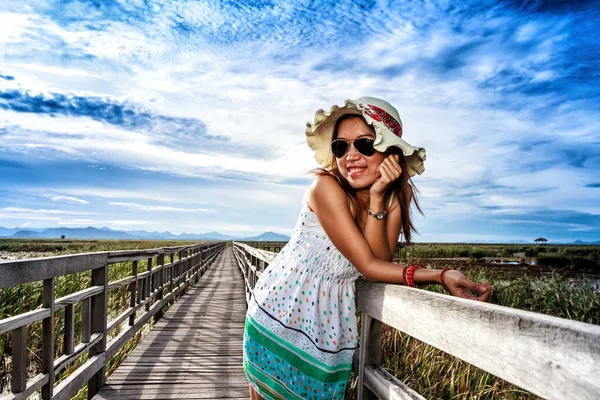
[0,241,227,400]
[233,244,600,400]
[232,241,276,304]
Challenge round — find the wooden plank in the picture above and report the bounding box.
[96,246,243,400]
[105,326,134,360]
[108,246,192,263]
[108,306,135,333]
[107,276,135,291]
[0,253,108,288]
[233,242,277,264]
[4,374,49,400]
[55,286,104,311]
[53,353,106,400]
[55,333,103,374]
[355,279,600,400]
[364,366,424,400]
[0,308,50,335]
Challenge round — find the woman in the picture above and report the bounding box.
[243,97,491,400]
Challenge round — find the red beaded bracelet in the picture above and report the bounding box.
[404,264,421,288]
[440,268,452,291]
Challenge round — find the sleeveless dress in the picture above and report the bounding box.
[243,189,363,399]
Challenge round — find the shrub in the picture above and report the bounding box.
[537,254,570,268]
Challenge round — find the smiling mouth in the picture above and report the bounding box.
[347,167,366,177]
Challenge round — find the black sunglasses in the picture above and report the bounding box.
[331,138,376,158]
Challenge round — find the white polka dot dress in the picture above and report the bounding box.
[243,189,362,399]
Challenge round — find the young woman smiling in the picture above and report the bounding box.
[243,97,491,400]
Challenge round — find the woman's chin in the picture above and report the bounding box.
[344,175,375,190]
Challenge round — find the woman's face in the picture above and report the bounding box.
[335,117,386,190]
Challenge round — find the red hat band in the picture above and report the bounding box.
[358,103,403,138]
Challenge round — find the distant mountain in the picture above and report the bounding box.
[179,231,238,240]
[573,240,600,245]
[2,226,286,241]
[239,231,291,241]
[11,227,137,239]
[0,227,21,237]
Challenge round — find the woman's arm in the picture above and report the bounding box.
[361,194,401,261]
[309,174,405,282]
[309,175,491,301]
[361,154,403,261]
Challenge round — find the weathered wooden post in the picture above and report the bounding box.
[155,254,165,322]
[88,263,108,398]
[41,278,55,399]
[199,247,204,277]
[11,325,27,393]
[64,302,75,355]
[146,257,153,311]
[358,314,383,400]
[169,253,175,300]
[129,260,138,326]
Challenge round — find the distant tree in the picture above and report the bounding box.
[534,237,548,245]
[61,235,65,240]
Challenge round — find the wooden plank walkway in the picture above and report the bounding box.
[95,247,249,399]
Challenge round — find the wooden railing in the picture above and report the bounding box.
[232,242,276,304]
[233,243,600,400]
[0,241,226,400]
[236,240,406,262]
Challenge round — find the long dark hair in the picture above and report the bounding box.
[312,114,423,244]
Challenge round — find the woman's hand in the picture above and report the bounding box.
[442,270,492,302]
[370,154,402,198]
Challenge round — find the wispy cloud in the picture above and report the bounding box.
[108,202,213,212]
[50,195,89,204]
[0,88,227,152]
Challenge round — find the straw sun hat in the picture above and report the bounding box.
[305,96,426,177]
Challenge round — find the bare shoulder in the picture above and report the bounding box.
[309,175,347,212]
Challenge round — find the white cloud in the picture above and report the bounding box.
[108,202,213,212]
[50,195,89,204]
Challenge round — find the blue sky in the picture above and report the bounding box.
[0,0,599,242]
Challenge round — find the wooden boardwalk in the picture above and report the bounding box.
[95,247,249,399]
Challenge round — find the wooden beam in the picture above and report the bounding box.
[0,253,108,288]
[355,279,600,400]
[0,309,50,335]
